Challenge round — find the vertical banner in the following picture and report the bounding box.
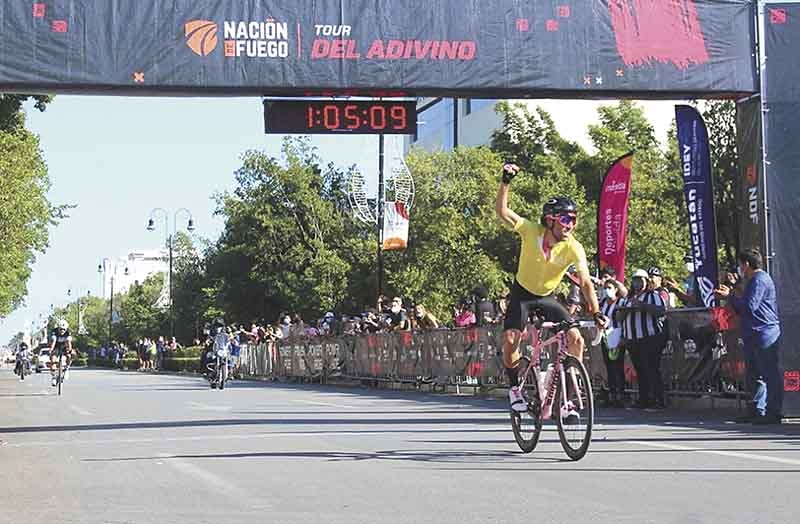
[597,152,634,281]
[675,105,719,307]
[764,1,800,417]
[735,96,766,254]
[382,201,409,250]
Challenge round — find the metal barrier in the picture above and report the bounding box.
[237,308,747,401]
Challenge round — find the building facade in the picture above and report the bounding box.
[100,249,168,300]
[405,98,500,152]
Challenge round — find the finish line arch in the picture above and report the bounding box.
[3,0,800,417]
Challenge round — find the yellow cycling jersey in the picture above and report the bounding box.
[514,218,589,296]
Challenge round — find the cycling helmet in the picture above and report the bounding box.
[56,319,69,330]
[19,341,28,350]
[541,197,578,224]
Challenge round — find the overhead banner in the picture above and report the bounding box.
[0,1,756,97]
[597,152,634,281]
[382,202,409,251]
[764,1,800,416]
[675,105,719,307]
[735,96,766,254]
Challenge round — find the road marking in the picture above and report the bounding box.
[69,405,93,416]
[292,399,356,409]
[157,453,239,497]
[633,440,800,467]
[187,401,232,412]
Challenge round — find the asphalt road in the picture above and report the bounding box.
[0,367,797,524]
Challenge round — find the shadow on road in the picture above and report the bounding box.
[0,393,51,398]
[83,448,568,465]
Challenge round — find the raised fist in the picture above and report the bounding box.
[502,163,520,184]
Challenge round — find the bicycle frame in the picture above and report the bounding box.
[518,321,596,420]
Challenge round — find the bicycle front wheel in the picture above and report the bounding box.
[510,357,543,453]
[555,356,593,461]
[57,359,63,396]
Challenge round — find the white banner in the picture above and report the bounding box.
[382,201,409,251]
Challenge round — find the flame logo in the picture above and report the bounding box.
[185,20,218,56]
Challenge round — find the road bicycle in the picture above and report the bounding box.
[52,349,71,396]
[510,317,601,461]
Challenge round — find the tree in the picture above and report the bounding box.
[171,231,212,344]
[208,137,374,323]
[113,274,168,344]
[0,94,65,316]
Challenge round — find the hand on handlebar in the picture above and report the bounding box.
[593,312,610,330]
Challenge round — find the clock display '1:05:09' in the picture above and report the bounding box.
[307,103,409,131]
[263,99,417,134]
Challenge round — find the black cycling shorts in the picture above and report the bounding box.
[503,280,571,331]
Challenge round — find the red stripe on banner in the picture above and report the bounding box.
[597,152,634,281]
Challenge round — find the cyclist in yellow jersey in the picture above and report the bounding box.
[496,163,608,412]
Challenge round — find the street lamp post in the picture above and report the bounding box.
[98,259,128,349]
[147,208,195,340]
[66,288,91,337]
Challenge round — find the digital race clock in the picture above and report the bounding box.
[263,99,417,134]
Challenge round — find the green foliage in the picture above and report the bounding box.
[207,137,374,322]
[0,126,52,315]
[171,231,207,343]
[0,94,67,319]
[113,273,168,343]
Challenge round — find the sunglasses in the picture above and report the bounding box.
[557,214,578,226]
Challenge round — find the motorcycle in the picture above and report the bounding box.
[206,332,230,390]
[14,350,30,381]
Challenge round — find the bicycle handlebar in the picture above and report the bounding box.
[536,319,604,346]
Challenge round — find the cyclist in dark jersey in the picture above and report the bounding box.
[49,319,74,387]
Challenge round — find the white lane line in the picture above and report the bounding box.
[633,440,800,467]
[292,399,356,409]
[69,405,93,416]
[187,401,232,412]
[157,453,240,498]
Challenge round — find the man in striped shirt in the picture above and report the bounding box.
[616,269,668,409]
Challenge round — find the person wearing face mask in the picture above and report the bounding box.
[664,257,699,307]
[598,271,627,407]
[616,269,668,409]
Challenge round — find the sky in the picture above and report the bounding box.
[0,96,680,343]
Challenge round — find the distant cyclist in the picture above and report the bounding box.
[14,341,30,377]
[495,163,607,413]
[49,319,73,387]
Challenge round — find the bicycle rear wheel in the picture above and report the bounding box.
[510,357,543,453]
[555,356,593,461]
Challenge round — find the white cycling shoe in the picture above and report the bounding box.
[509,386,528,412]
